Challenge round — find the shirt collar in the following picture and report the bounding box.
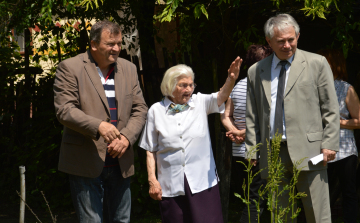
[162,96,195,111]
[93,59,116,69]
[272,53,294,69]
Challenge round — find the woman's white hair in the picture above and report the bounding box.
[160,64,195,98]
[264,13,300,39]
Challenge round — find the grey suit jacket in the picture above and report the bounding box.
[54,50,148,178]
[245,49,339,178]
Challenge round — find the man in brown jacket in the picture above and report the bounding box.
[54,20,147,223]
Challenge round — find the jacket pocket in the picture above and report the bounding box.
[307,131,323,142]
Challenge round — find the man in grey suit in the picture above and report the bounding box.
[54,21,147,222]
[245,14,339,222]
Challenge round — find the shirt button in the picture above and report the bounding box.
[178,123,181,126]
[182,149,184,153]
[182,164,185,167]
[180,136,182,139]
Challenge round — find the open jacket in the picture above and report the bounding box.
[245,49,339,178]
[54,50,148,178]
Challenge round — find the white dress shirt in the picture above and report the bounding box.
[139,92,225,197]
[270,54,294,140]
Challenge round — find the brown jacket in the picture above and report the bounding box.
[54,50,148,178]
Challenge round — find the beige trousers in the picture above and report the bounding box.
[276,144,331,223]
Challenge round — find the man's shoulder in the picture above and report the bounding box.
[116,57,136,69]
[247,55,272,77]
[59,52,86,68]
[296,49,325,63]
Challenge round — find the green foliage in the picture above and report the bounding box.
[154,0,209,22]
[80,0,104,10]
[300,0,339,19]
[234,143,264,223]
[235,133,307,223]
[266,133,307,222]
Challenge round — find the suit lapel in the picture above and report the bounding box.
[259,54,273,107]
[83,51,110,116]
[285,49,305,97]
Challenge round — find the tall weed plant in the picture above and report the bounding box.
[236,133,307,223]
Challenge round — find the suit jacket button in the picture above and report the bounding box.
[106,118,111,122]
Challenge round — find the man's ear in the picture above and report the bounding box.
[297,32,300,40]
[266,37,271,47]
[90,40,97,51]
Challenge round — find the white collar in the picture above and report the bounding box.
[272,53,294,69]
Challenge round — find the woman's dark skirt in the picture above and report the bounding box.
[159,175,224,223]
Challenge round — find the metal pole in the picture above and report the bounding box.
[19,166,26,223]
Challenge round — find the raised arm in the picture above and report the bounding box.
[147,151,162,201]
[217,57,242,106]
[341,86,360,129]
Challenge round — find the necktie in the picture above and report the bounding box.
[273,60,288,137]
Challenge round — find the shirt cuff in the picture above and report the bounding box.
[212,92,225,113]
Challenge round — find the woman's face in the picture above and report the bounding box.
[170,75,195,104]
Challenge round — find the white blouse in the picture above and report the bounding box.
[139,92,225,197]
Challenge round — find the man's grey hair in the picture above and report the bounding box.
[264,14,300,39]
[90,20,121,43]
[160,64,195,98]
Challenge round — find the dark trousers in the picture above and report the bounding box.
[327,155,358,223]
[233,157,267,223]
[159,175,224,223]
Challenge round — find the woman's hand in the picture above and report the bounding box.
[227,56,242,81]
[226,129,246,144]
[146,151,162,200]
[149,179,162,200]
[217,57,243,106]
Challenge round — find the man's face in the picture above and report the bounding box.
[91,30,122,67]
[266,26,299,60]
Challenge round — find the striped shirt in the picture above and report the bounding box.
[329,79,358,163]
[97,64,119,167]
[230,78,247,157]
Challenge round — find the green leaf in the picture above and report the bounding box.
[193,4,201,19]
[200,4,208,19]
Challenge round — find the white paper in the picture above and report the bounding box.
[310,154,324,165]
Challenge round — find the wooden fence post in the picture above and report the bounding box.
[216,129,233,223]
[19,166,26,223]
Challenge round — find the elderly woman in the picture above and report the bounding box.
[318,49,360,223]
[139,57,242,223]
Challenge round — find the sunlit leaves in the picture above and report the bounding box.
[154,0,209,22]
[193,3,208,19]
[80,0,104,11]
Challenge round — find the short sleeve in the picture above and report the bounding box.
[138,107,159,152]
[202,92,225,115]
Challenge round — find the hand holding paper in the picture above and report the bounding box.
[310,154,323,165]
[310,149,337,166]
